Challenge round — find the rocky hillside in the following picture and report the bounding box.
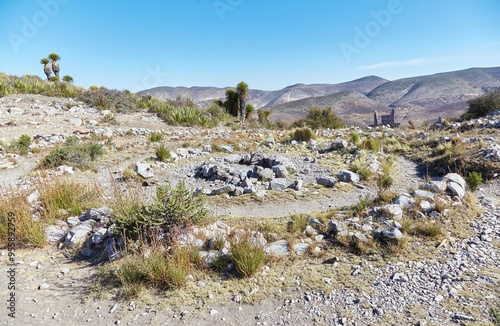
[1,93,499,325]
[139,76,389,109]
[140,67,500,126]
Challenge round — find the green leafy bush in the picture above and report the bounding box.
[40,137,105,170]
[290,128,314,142]
[461,89,500,120]
[114,181,206,239]
[467,171,483,191]
[295,107,344,129]
[16,134,31,155]
[149,132,164,142]
[156,145,170,162]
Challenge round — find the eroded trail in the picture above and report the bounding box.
[206,157,423,219]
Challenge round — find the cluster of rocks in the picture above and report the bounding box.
[432,110,500,131]
[262,196,499,326]
[326,173,469,246]
[44,206,123,260]
[194,153,302,196]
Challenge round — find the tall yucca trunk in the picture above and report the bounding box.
[43,64,52,80]
[239,97,246,123]
[52,61,60,78]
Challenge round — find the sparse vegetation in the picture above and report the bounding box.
[294,106,344,129]
[155,145,170,162]
[40,137,105,170]
[149,131,164,142]
[0,190,45,248]
[15,134,31,155]
[113,181,206,240]
[36,177,102,221]
[290,127,314,142]
[462,89,500,120]
[230,236,265,277]
[467,171,483,191]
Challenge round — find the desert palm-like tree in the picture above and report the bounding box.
[224,88,239,117]
[40,58,51,80]
[48,53,61,78]
[236,81,249,123]
[62,75,73,83]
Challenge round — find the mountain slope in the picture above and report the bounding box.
[269,91,390,126]
[138,76,389,109]
[367,67,500,109]
[139,66,500,126]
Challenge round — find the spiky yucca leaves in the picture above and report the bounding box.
[62,75,73,83]
[236,81,248,122]
[114,181,207,240]
[40,58,51,80]
[48,53,60,78]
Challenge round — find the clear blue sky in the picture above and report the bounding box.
[1,0,499,91]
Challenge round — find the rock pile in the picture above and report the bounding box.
[195,153,302,196]
[45,206,124,260]
[326,173,469,245]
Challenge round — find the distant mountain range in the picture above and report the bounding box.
[139,67,500,126]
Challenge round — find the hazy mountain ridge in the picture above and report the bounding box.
[138,76,389,110]
[139,67,500,126]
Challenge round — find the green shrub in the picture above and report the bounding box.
[115,245,198,294]
[467,171,483,191]
[16,134,31,155]
[461,89,500,120]
[350,132,361,146]
[291,128,314,142]
[230,237,265,277]
[287,214,309,234]
[101,113,117,125]
[156,145,170,162]
[0,192,45,248]
[149,132,164,142]
[40,138,105,170]
[298,107,344,129]
[36,177,102,221]
[360,138,380,152]
[114,181,206,239]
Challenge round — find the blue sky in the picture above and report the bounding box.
[1,0,500,91]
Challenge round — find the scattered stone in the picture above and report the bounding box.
[447,181,465,199]
[443,173,466,190]
[64,220,95,248]
[269,178,287,191]
[337,170,360,183]
[293,243,310,255]
[45,225,69,243]
[294,179,303,191]
[331,138,348,150]
[265,240,290,255]
[134,161,154,179]
[316,176,337,187]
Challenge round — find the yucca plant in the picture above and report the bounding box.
[48,53,61,78]
[62,75,73,83]
[40,58,51,80]
[236,81,248,123]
